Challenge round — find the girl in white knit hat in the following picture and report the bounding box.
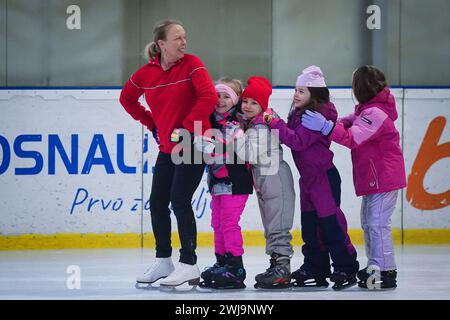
[264,66,359,290]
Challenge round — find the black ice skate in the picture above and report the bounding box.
[198,253,246,291]
[199,253,226,287]
[254,253,292,290]
[357,268,397,290]
[330,270,357,290]
[291,269,329,290]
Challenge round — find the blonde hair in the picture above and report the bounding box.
[216,76,243,97]
[144,19,184,60]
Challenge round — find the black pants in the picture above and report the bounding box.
[301,168,359,275]
[149,151,205,265]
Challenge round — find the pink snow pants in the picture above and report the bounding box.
[211,194,249,256]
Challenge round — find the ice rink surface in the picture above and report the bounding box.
[1,246,449,300]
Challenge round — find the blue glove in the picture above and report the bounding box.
[151,127,159,144]
[301,110,334,135]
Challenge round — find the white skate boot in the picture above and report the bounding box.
[159,262,200,289]
[135,257,175,289]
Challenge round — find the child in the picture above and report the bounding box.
[234,76,296,290]
[264,66,359,290]
[198,78,254,289]
[301,65,406,289]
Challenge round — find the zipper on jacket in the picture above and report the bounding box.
[369,159,380,190]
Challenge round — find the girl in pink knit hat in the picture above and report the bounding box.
[264,66,359,290]
[302,65,406,289]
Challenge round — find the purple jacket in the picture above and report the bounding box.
[330,87,406,196]
[271,102,338,181]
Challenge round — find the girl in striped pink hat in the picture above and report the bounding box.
[199,77,253,290]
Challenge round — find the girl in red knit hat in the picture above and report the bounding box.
[234,76,296,290]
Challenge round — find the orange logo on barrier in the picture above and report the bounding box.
[406,117,450,210]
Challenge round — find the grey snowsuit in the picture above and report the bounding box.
[235,110,295,257]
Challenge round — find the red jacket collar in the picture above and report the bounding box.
[149,53,184,70]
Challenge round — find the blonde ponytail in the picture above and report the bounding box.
[145,41,160,60]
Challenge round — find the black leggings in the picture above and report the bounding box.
[149,151,205,265]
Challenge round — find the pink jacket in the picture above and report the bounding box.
[330,87,406,196]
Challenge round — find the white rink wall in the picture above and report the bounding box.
[0,88,449,243]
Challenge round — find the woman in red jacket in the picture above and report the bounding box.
[119,19,217,288]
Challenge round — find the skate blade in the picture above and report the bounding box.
[196,286,214,293]
[159,277,200,292]
[357,281,397,291]
[196,286,246,293]
[254,283,292,291]
[196,281,214,292]
[135,282,161,290]
[291,283,329,291]
[197,280,246,292]
[332,279,357,291]
[135,277,166,290]
[291,286,329,292]
[291,278,329,290]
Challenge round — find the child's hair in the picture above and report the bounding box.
[289,87,330,120]
[352,65,387,103]
[216,76,243,97]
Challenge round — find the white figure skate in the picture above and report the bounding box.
[135,257,175,289]
[159,262,200,291]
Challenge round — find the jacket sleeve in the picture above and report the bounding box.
[330,107,388,149]
[182,57,218,134]
[271,118,320,151]
[338,113,357,129]
[234,125,271,164]
[119,68,155,131]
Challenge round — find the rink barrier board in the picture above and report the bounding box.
[0,228,449,250]
[0,88,449,247]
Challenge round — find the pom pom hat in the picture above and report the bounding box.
[296,65,327,88]
[241,76,272,112]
